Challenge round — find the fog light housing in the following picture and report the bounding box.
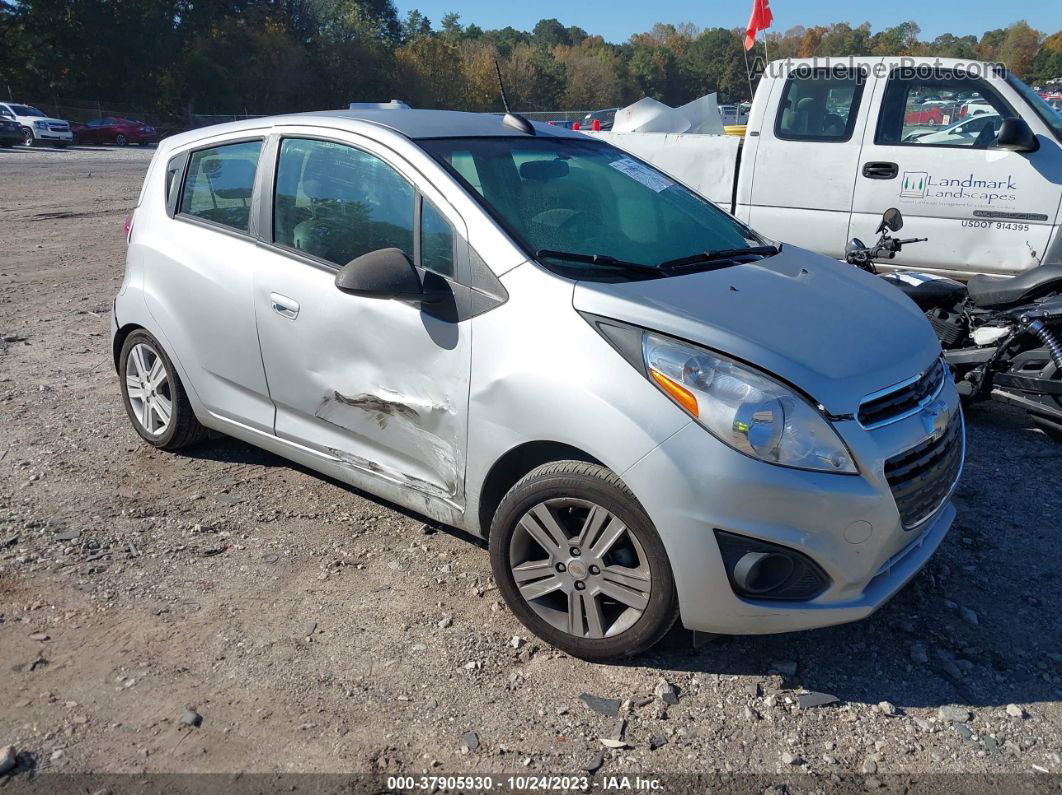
[715,530,829,600]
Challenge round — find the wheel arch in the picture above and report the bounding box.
[112,322,145,372]
[475,441,603,539]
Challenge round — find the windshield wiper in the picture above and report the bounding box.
[659,244,780,271]
[535,249,663,276]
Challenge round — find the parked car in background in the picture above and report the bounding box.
[546,120,575,129]
[0,102,73,147]
[73,116,157,146]
[0,115,22,147]
[903,111,1001,145]
[581,107,620,131]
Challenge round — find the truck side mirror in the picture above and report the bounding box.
[995,118,1038,153]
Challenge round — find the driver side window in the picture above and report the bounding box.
[876,70,1016,148]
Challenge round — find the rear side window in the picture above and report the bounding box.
[273,138,414,267]
[179,140,262,232]
[775,67,865,142]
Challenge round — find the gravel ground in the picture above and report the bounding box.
[0,145,1060,787]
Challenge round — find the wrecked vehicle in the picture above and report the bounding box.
[113,108,963,661]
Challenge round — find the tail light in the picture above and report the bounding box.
[123,211,134,243]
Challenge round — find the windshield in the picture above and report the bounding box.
[1006,74,1062,143]
[9,104,45,117]
[420,136,763,275]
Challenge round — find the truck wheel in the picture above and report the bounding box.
[20,127,34,147]
[119,330,206,450]
[489,461,679,662]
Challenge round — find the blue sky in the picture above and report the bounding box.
[394,0,1062,44]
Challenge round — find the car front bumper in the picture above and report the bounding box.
[33,128,73,142]
[621,390,962,635]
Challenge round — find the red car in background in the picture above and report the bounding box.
[73,116,157,146]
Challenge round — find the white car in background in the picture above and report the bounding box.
[0,102,73,147]
[904,112,1001,145]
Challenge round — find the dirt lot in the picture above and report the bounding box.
[0,145,1060,788]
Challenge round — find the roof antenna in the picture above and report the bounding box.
[494,59,535,135]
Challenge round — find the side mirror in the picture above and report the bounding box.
[335,248,444,303]
[995,118,1038,153]
[881,208,903,233]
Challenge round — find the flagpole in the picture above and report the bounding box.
[762,27,769,66]
[743,45,755,102]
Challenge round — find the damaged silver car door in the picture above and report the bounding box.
[251,134,471,511]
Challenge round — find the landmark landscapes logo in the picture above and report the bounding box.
[898,170,1017,205]
[900,171,929,198]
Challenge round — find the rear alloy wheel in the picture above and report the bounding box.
[21,127,34,147]
[490,461,678,661]
[115,133,128,146]
[119,330,206,450]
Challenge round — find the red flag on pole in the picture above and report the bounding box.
[744,0,773,50]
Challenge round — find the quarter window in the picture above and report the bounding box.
[775,68,865,142]
[421,201,455,277]
[179,140,262,232]
[875,69,1017,148]
[273,138,414,267]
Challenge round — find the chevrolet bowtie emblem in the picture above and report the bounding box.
[921,399,948,439]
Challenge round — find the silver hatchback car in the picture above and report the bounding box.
[113,109,963,660]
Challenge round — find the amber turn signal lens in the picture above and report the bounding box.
[649,368,699,416]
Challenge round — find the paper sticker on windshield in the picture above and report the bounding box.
[609,157,674,192]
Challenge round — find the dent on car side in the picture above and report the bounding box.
[114,111,962,650]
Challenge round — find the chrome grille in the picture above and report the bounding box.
[859,359,946,428]
[884,411,964,529]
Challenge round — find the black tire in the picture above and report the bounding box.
[489,460,679,662]
[115,133,127,146]
[118,329,206,450]
[20,127,34,147]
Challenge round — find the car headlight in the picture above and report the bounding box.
[642,331,857,473]
[33,120,47,129]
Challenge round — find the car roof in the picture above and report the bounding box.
[161,108,587,153]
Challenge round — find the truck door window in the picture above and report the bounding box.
[273,138,414,267]
[775,67,865,142]
[875,69,1017,148]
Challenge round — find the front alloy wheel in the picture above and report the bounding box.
[21,127,34,147]
[490,461,678,661]
[509,498,652,639]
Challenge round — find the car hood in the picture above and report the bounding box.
[22,116,67,125]
[572,246,942,415]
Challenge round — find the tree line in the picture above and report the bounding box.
[0,0,1059,121]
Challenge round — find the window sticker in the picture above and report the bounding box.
[608,157,674,192]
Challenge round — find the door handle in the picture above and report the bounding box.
[862,161,899,179]
[270,292,299,319]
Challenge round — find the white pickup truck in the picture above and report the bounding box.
[594,57,1062,278]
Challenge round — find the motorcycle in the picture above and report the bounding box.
[845,208,1062,442]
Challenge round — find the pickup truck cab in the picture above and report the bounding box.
[595,57,1062,279]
